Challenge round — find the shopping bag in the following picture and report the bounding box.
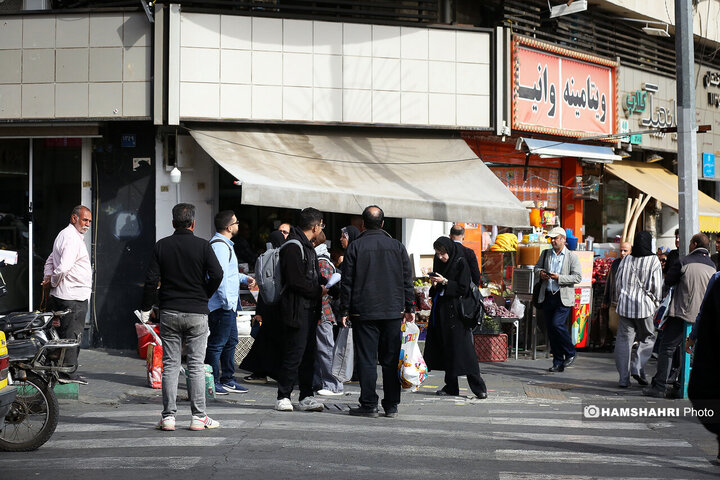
[398,322,427,392]
[331,326,354,383]
[146,342,163,389]
[135,323,160,359]
[653,287,674,330]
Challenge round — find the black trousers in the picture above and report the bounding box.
[48,296,88,367]
[651,316,685,391]
[353,318,402,410]
[277,309,318,401]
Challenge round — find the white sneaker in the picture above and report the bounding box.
[275,398,293,412]
[156,416,175,431]
[298,396,324,412]
[189,415,220,430]
[316,389,343,396]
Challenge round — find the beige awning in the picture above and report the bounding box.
[189,128,530,227]
[606,160,720,233]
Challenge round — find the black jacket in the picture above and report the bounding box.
[141,229,223,314]
[279,227,324,328]
[340,229,414,320]
[458,242,481,286]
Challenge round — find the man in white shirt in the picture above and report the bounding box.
[42,205,93,384]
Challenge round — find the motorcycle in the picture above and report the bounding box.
[0,310,79,451]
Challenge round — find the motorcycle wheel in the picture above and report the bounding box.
[0,372,59,452]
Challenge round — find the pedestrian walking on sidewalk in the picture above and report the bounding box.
[613,231,662,388]
[205,210,256,396]
[644,233,715,398]
[424,236,487,399]
[533,227,582,372]
[41,205,93,385]
[340,206,415,418]
[141,203,224,431]
[275,208,327,413]
[313,230,343,396]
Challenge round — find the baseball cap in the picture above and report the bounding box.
[546,227,566,238]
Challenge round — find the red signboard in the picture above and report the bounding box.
[512,37,617,138]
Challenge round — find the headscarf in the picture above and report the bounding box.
[432,236,462,277]
[341,225,360,245]
[632,231,654,257]
[268,230,286,249]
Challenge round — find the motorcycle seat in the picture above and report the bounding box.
[0,312,50,334]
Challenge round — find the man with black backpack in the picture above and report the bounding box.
[275,207,328,412]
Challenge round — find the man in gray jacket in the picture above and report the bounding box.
[534,227,582,372]
[644,233,716,398]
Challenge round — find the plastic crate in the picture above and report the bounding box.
[233,335,254,365]
[473,333,508,362]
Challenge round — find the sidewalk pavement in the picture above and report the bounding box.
[67,347,684,407]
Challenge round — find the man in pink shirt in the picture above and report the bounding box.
[42,205,93,384]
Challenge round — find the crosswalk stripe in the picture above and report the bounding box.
[399,413,669,430]
[2,456,200,470]
[499,474,695,480]
[77,408,260,418]
[54,419,247,433]
[496,450,713,469]
[45,437,228,449]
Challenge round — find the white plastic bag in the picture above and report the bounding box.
[332,326,354,383]
[398,322,427,392]
[510,297,525,319]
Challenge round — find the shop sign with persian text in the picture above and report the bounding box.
[512,37,617,138]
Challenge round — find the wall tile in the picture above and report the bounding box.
[181,13,220,48]
[314,21,342,55]
[124,46,151,82]
[180,47,219,83]
[252,17,282,52]
[221,15,251,49]
[343,23,371,57]
[429,93,455,125]
[313,87,342,122]
[372,25,400,58]
[22,83,55,118]
[252,85,282,119]
[252,51,283,85]
[343,89,372,122]
[456,94,489,127]
[56,48,88,83]
[428,29,455,62]
[429,61,455,94]
[220,84,251,118]
[22,49,54,83]
[372,90,400,123]
[283,19,313,53]
[89,47,123,82]
[313,54,342,88]
[283,86,313,121]
[372,57,400,91]
[0,50,21,83]
[123,81,151,117]
[457,63,488,95]
[401,59,428,92]
[22,16,55,48]
[89,14,123,47]
[0,17,23,50]
[56,83,88,117]
[400,27,428,60]
[221,50,251,84]
[343,56,372,90]
[283,53,313,87]
[179,82,220,118]
[89,82,123,117]
[0,84,21,118]
[123,13,150,47]
[401,92,428,125]
[457,31,489,64]
[56,16,89,48]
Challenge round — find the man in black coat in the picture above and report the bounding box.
[450,224,481,286]
[275,207,328,413]
[340,205,415,418]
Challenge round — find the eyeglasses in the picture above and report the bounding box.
[317,223,325,230]
[227,221,239,228]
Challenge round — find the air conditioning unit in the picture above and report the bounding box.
[549,0,587,18]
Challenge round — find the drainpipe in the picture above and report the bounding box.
[441,0,454,24]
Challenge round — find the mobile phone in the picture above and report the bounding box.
[427,272,439,277]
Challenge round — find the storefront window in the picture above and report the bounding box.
[489,166,561,209]
[603,178,629,242]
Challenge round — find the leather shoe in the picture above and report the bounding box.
[632,374,649,386]
[618,383,629,388]
[642,387,666,398]
[562,356,576,368]
[475,392,488,400]
[548,365,564,372]
[349,406,379,418]
[436,389,458,396]
[384,407,398,418]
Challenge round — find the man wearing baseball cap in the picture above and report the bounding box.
[534,227,582,372]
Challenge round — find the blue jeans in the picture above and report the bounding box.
[543,293,576,366]
[205,308,238,383]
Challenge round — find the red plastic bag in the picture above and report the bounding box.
[146,343,163,389]
[135,323,160,359]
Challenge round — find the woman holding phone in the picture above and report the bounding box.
[423,236,487,399]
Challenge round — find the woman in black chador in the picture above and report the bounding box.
[423,236,487,399]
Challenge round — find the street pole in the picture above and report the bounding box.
[675,0,699,254]
[675,0,698,400]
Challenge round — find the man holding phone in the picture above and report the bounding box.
[534,227,582,372]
